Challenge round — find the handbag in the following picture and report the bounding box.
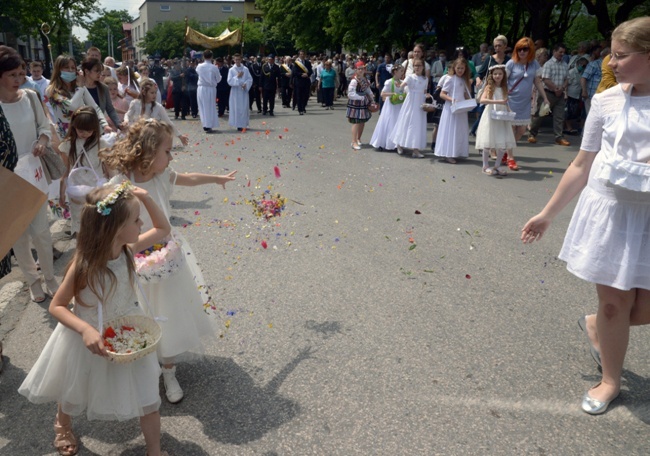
[389,79,405,105]
[593,85,650,192]
[24,89,66,183]
[450,79,477,114]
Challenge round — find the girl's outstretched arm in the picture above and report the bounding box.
[129,186,172,253]
[175,170,237,188]
[49,263,107,357]
[521,150,596,244]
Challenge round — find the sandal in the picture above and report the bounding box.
[30,280,46,303]
[445,157,457,164]
[54,417,78,455]
[507,159,519,171]
[482,167,495,175]
[412,151,425,159]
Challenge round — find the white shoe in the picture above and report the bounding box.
[397,146,404,155]
[351,142,361,150]
[45,277,59,296]
[161,366,184,403]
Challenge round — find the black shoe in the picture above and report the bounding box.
[263,112,267,115]
[431,143,436,151]
[203,127,212,132]
[299,112,304,115]
[269,112,274,116]
[181,116,186,120]
[292,106,296,110]
[237,127,243,131]
[175,116,179,120]
[257,110,262,114]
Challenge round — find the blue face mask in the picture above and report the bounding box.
[60,71,77,83]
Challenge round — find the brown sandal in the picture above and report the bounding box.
[53,417,78,456]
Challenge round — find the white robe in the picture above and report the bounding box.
[196,60,221,129]
[227,64,253,128]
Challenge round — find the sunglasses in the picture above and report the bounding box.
[518,48,530,52]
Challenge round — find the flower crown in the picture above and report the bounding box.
[96,181,133,216]
[488,64,507,72]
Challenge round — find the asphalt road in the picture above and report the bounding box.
[1,98,649,455]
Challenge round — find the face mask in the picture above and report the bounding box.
[577,66,585,72]
[61,71,77,82]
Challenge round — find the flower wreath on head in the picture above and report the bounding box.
[488,64,507,72]
[96,181,133,216]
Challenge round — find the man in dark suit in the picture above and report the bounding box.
[216,56,230,117]
[292,49,312,115]
[260,54,281,116]
[247,55,262,113]
[279,56,293,108]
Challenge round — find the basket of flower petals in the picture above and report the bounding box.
[134,238,185,283]
[103,315,161,363]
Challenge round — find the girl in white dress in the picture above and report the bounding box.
[125,79,189,146]
[475,65,516,175]
[59,107,111,234]
[389,59,432,158]
[102,119,236,404]
[370,65,405,151]
[434,58,472,163]
[19,182,171,456]
[522,17,650,415]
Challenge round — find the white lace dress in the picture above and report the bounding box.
[370,78,404,150]
[559,85,650,290]
[388,74,429,150]
[18,252,162,421]
[110,169,217,364]
[474,87,517,151]
[434,75,470,158]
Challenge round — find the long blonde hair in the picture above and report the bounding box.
[611,17,650,52]
[485,66,508,100]
[448,57,471,91]
[68,185,136,306]
[137,79,158,118]
[100,118,173,176]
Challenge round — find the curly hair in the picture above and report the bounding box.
[100,118,173,176]
[137,79,158,118]
[484,66,508,100]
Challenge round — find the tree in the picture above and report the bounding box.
[81,10,133,59]
[140,20,196,59]
[579,0,648,38]
[1,0,96,74]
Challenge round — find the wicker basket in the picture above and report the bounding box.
[134,237,185,283]
[421,103,437,113]
[103,315,161,364]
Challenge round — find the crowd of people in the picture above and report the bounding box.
[0,15,649,454]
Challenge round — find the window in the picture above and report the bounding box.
[160,5,170,11]
[143,22,146,34]
[222,6,232,12]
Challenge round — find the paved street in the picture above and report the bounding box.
[1,98,650,455]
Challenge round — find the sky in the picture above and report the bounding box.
[73,0,143,42]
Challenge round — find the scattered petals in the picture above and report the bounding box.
[465,274,471,279]
[415,210,421,214]
[261,240,268,249]
[274,166,281,178]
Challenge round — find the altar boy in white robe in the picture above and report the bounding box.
[196,49,221,132]
[227,53,253,131]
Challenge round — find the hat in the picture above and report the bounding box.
[355,61,366,69]
[268,54,274,58]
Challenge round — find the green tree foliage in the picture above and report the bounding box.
[82,10,133,59]
[140,19,198,59]
[204,19,266,56]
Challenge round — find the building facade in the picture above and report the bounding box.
[130,0,262,60]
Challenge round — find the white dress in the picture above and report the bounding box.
[559,85,650,290]
[227,65,253,129]
[370,79,404,150]
[434,75,470,159]
[110,169,217,363]
[125,100,182,141]
[388,74,428,150]
[474,87,517,151]
[18,252,162,421]
[196,61,221,129]
[60,137,110,234]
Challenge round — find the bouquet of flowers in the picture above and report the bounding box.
[134,237,185,282]
[102,315,161,363]
[247,193,287,220]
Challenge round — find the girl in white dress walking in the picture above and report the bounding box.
[389,59,432,158]
[19,182,171,456]
[434,57,472,163]
[370,65,405,151]
[475,65,516,175]
[125,79,189,146]
[103,119,236,405]
[522,17,650,415]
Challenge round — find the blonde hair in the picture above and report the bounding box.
[448,57,471,90]
[69,185,137,307]
[100,118,173,176]
[137,79,158,117]
[485,66,508,100]
[494,35,508,47]
[611,17,650,52]
[46,55,77,99]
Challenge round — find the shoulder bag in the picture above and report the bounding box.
[593,85,650,192]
